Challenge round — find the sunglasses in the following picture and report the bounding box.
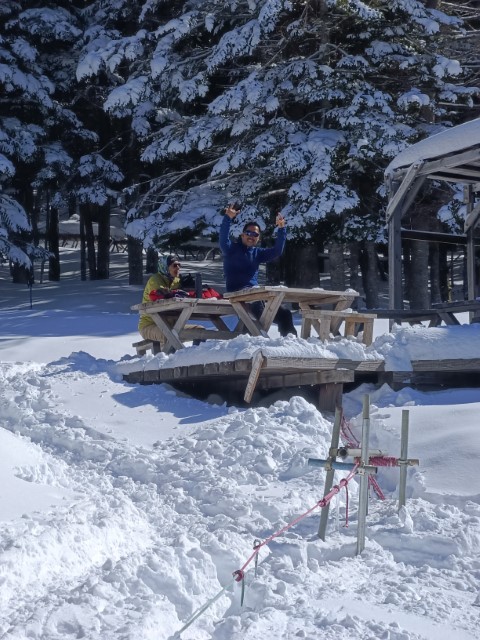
[171,262,181,268]
[244,230,260,238]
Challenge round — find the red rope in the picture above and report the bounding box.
[344,483,350,527]
[368,456,399,467]
[234,462,360,577]
[341,416,387,500]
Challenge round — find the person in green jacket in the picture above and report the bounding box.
[138,254,182,345]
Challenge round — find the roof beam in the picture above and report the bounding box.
[464,200,480,232]
[400,228,475,245]
[417,147,480,177]
[427,174,480,185]
[429,167,480,180]
[385,161,424,223]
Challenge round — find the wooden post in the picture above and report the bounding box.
[244,350,265,403]
[356,395,370,555]
[398,409,409,510]
[318,407,342,540]
[318,382,343,412]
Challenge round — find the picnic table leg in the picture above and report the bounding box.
[211,316,231,331]
[259,294,284,333]
[229,302,269,337]
[318,316,332,341]
[150,305,196,352]
[330,296,355,333]
[361,319,374,346]
[301,316,312,339]
[150,314,183,352]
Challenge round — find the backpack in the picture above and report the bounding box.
[186,286,222,299]
[149,288,190,301]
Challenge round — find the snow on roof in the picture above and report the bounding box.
[385,117,480,175]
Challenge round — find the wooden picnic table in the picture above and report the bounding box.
[131,298,241,353]
[223,286,359,338]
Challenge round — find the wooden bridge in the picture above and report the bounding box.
[122,354,480,411]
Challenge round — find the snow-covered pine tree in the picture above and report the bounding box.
[78,0,477,295]
[0,1,126,280]
[0,2,86,277]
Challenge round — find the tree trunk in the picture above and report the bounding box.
[79,203,87,281]
[429,243,441,304]
[284,242,320,288]
[145,247,158,274]
[48,204,60,281]
[97,202,110,280]
[11,261,32,284]
[359,240,379,308]
[348,242,362,293]
[80,203,98,279]
[128,236,144,284]
[407,240,430,308]
[327,243,345,290]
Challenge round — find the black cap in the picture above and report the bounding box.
[166,254,180,267]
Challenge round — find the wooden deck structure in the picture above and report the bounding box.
[122,355,480,411]
[385,117,480,307]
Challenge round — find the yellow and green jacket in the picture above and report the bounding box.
[138,272,181,331]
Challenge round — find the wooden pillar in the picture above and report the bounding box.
[318,382,343,412]
[465,186,477,302]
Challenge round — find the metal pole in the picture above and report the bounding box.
[318,407,342,540]
[309,459,377,473]
[398,409,409,510]
[356,395,370,555]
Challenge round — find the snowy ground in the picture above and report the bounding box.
[0,249,479,640]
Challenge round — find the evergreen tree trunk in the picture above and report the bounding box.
[80,203,98,280]
[327,243,345,290]
[79,202,87,282]
[97,202,110,280]
[11,261,31,284]
[145,247,158,274]
[407,240,430,308]
[128,236,143,285]
[430,243,442,304]
[349,242,362,293]
[48,204,60,281]
[359,240,379,308]
[439,246,451,302]
[284,243,320,288]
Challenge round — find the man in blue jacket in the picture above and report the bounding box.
[219,204,297,337]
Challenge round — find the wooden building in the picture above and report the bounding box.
[384,117,480,308]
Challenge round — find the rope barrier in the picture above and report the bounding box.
[367,456,400,467]
[235,462,359,576]
[341,416,385,500]
[171,462,360,638]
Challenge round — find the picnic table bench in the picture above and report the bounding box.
[300,309,377,345]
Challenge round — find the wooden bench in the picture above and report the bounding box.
[362,302,480,328]
[300,310,377,345]
[132,339,162,356]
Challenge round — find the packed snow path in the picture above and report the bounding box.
[0,356,479,640]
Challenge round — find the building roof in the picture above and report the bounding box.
[385,117,480,185]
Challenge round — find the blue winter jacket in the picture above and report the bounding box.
[219,216,287,292]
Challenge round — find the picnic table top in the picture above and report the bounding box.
[131,298,233,313]
[223,286,359,304]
